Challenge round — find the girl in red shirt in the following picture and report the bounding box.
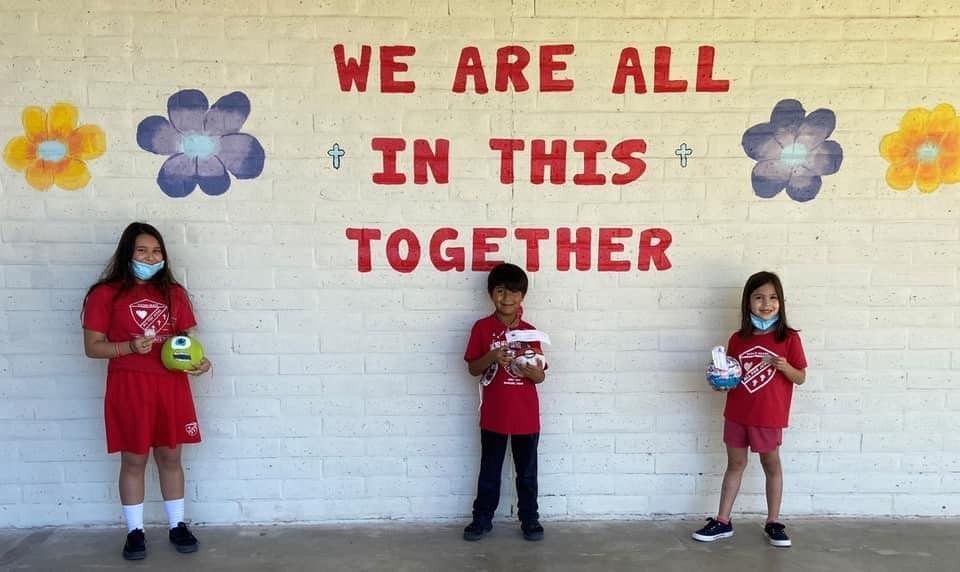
[692,271,807,548]
[82,222,211,560]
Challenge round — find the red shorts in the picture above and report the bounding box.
[104,368,201,455]
[723,419,782,453]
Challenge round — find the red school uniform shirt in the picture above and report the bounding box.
[723,329,807,429]
[83,282,197,376]
[464,314,545,435]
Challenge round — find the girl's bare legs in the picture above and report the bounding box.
[717,446,749,521]
[759,448,783,522]
[153,446,185,500]
[119,452,149,504]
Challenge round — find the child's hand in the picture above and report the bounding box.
[130,334,155,355]
[767,356,788,371]
[187,357,212,376]
[491,347,514,368]
[515,361,546,384]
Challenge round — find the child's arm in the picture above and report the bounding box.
[83,329,153,358]
[770,357,805,385]
[467,347,512,377]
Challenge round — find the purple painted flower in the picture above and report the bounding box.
[742,99,843,202]
[137,89,265,197]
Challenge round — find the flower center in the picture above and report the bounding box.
[780,142,808,166]
[916,142,939,163]
[180,133,218,159]
[37,140,68,162]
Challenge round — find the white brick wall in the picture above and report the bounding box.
[1,0,958,527]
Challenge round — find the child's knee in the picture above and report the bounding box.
[759,452,782,473]
[726,458,748,473]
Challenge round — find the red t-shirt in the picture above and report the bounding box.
[723,329,807,428]
[82,282,197,376]
[464,314,544,435]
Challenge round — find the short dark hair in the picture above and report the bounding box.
[487,263,528,295]
[738,270,794,342]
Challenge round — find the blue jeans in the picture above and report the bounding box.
[471,429,539,525]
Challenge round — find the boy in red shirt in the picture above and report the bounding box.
[462,263,547,542]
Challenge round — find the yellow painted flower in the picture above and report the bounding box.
[3,103,106,191]
[880,103,960,193]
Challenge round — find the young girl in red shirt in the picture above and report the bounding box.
[82,222,211,560]
[693,271,807,547]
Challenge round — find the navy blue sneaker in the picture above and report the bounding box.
[463,520,493,541]
[764,521,792,547]
[122,529,146,560]
[521,520,544,541]
[692,517,734,542]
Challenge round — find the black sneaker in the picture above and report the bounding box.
[122,528,146,560]
[169,522,199,553]
[462,520,493,541]
[764,521,792,547]
[521,520,544,542]
[691,517,734,542]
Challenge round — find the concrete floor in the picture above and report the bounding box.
[0,519,956,571]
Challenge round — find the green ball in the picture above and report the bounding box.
[161,335,204,371]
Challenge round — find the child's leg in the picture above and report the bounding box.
[155,446,188,529]
[717,445,748,521]
[510,433,540,524]
[473,430,509,523]
[154,446,185,501]
[119,452,149,533]
[119,452,149,505]
[759,448,783,523]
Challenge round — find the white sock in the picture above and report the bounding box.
[164,498,185,529]
[122,503,144,532]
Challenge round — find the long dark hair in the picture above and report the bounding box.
[82,222,181,317]
[737,270,796,342]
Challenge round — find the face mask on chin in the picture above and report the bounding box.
[131,259,165,281]
[750,314,779,331]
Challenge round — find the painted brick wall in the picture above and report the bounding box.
[1,0,958,527]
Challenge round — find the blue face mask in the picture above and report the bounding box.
[750,314,779,331]
[131,260,165,281]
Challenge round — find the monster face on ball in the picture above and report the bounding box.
[161,335,204,371]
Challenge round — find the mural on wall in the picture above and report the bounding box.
[136,89,265,198]
[332,43,736,273]
[2,103,106,191]
[880,103,960,194]
[12,42,953,274]
[741,99,843,203]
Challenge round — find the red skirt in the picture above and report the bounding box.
[104,368,201,454]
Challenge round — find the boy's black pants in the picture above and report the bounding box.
[471,429,539,525]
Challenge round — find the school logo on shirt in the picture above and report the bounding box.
[739,346,778,394]
[129,298,168,333]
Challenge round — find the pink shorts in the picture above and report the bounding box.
[723,419,782,453]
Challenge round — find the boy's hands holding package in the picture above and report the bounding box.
[468,347,514,377]
[468,347,545,383]
[514,360,546,384]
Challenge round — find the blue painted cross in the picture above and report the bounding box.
[675,143,693,168]
[327,143,346,170]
